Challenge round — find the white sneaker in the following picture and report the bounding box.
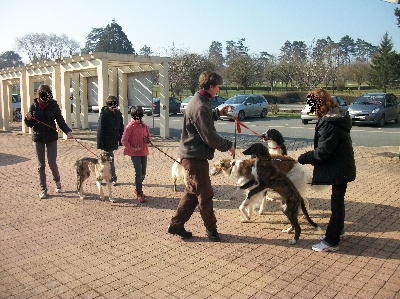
[39,190,48,199]
[320,233,345,241]
[312,241,339,252]
[55,182,62,193]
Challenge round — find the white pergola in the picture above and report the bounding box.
[0,52,171,137]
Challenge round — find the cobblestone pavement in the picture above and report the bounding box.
[0,125,399,299]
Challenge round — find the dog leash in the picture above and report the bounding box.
[229,115,264,139]
[30,116,99,158]
[148,140,181,163]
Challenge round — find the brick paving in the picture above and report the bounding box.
[0,124,399,299]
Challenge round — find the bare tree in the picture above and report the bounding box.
[346,61,371,91]
[224,54,263,93]
[15,33,80,62]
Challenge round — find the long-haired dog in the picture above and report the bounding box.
[75,152,113,202]
[171,158,188,192]
[261,128,287,155]
[211,156,311,223]
[241,143,321,245]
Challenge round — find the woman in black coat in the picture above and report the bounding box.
[24,84,73,199]
[97,96,124,185]
[298,88,356,252]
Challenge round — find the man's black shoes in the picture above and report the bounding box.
[206,229,221,242]
[167,225,192,239]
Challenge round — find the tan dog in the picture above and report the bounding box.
[75,152,113,202]
[171,158,188,192]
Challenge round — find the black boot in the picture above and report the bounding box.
[167,225,192,239]
[206,229,220,242]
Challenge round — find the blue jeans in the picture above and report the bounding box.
[323,183,347,246]
[34,140,60,192]
[105,151,117,182]
[130,156,147,194]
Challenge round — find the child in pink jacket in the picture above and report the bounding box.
[121,106,152,203]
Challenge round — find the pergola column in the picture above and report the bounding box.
[80,75,88,129]
[71,73,80,128]
[158,61,170,138]
[0,80,10,130]
[118,69,128,127]
[60,66,71,138]
[97,58,109,115]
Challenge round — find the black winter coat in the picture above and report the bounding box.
[297,108,356,185]
[97,107,124,152]
[24,99,71,143]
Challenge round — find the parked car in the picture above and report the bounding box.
[180,95,226,114]
[12,94,22,121]
[348,93,399,127]
[210,95,227,109]
[217,94,268,121]
[301,95,349,124]
[142,97,181,116]
[180,96,192,114]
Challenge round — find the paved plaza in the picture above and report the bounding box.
[0,124,399,299]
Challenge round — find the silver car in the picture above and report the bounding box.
[180,96,192,114]
[348,93,399,127]
[217,94,268,121]
[301,95,349,124]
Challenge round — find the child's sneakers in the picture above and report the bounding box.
[137,194,147,203]
[134,189,147,203]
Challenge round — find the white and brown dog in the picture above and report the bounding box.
[261,128,287,155]
[75,152,113,202]
[241,143,321,244]
[211,155,311,223]
[171,158,188,192]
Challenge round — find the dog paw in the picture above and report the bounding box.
[79,195,86,200]
[109,198,115,203]
[288,238,297,245]
[282,227,294,234]
[258,211,267,215]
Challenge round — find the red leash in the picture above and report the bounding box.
[30,116,98,158]
[229,115,265,139]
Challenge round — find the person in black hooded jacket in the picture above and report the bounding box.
[298,88,356,252]
[24,84,73,199]
[97,95,124,185]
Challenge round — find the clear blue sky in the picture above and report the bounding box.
[0,0,399,62]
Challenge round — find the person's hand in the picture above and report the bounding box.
[66,131,73,139]
[220,105,230,116]
[144,136,150,143]
[228,146,235,157]
[25,112,32,120]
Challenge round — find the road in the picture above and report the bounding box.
[86,112,400,148]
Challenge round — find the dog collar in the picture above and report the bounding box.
[270,146,281,150]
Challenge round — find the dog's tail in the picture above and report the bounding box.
[300,198,320,229]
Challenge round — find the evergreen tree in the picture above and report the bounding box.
[370,32,396,92]
[96,20,135,54]
[0,51,23,69]
[208,41,224,70]
[82,28,104,54]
